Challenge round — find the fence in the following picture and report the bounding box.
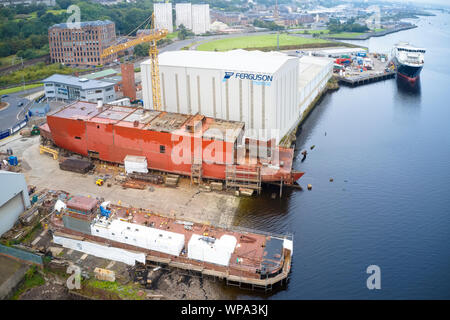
[0,244,43,266]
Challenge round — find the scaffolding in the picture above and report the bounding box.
[225,165,262,194]
[190,158,203,185]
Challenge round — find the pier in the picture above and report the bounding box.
[334,52,396,87]
[336,71,396,87]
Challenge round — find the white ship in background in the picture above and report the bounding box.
[392,42,426,84]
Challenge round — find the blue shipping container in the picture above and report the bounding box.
[8,156,18,166]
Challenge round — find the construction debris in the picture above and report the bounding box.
[94,267,116,282]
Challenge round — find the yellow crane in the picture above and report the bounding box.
[100,13,168,111]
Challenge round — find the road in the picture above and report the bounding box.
[0,95,29,132]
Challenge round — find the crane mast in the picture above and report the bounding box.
[101,14,168,111]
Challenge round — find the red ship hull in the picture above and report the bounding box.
[43,102,304,185]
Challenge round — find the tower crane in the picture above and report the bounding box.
[101,14,168,111]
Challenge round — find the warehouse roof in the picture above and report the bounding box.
[299,56,333,92]
[146,49,297,74]
[43,74,115,90]
[84,69,118,80]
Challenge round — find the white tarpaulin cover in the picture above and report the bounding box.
[53,235,145,265]
[187,234,237,266]
[54,199,67,212]
[91,219,185,257]
[124,155,148,174]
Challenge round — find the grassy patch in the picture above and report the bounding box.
[20,222,43,245]
[197,34,330,51]
[326,32,367,38]
[0,83,43,95]
[0,55,18,67]
[47,9,66,15]
[292,29,330,34]
[84,279,145,300]
[166,31,179,40]
[10,266,45,300]
[0,63,89,87]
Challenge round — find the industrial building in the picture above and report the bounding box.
[296,55,333,132]
[176,3,192,30]
[141,50,332,143]
[313,47,367,58]
[0,171,31,236]
[191,4,211,35]
[48,20,116,66]
[154,3,173,33]
[43,74,116,103]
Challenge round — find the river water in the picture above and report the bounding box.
[231,12,450,299]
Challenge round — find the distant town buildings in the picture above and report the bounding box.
[154,2,210,35]
[174,3,211,35]
[0,0,55,6]
[154,3,174,33]
[48,20,117,67]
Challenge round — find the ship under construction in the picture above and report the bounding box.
[51,194,293,290]
[40,101,304,191]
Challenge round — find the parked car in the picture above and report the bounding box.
[18,102,24,107]
[1,94,8,98]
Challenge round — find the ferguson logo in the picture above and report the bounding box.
[222,72,235,82]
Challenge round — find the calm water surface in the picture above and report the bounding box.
[231,12,450,299]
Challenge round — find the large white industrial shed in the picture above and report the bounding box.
[0,171,31,236]
[142,50,300,142]
[296,55,333,131]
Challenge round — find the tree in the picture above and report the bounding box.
[134,43,150,57]
[56,0,72,10]
[178,24,194,40]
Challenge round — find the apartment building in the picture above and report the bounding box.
[48,20,117,67]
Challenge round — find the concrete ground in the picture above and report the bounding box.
[1,135,239,227]
[0,255,29,299]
